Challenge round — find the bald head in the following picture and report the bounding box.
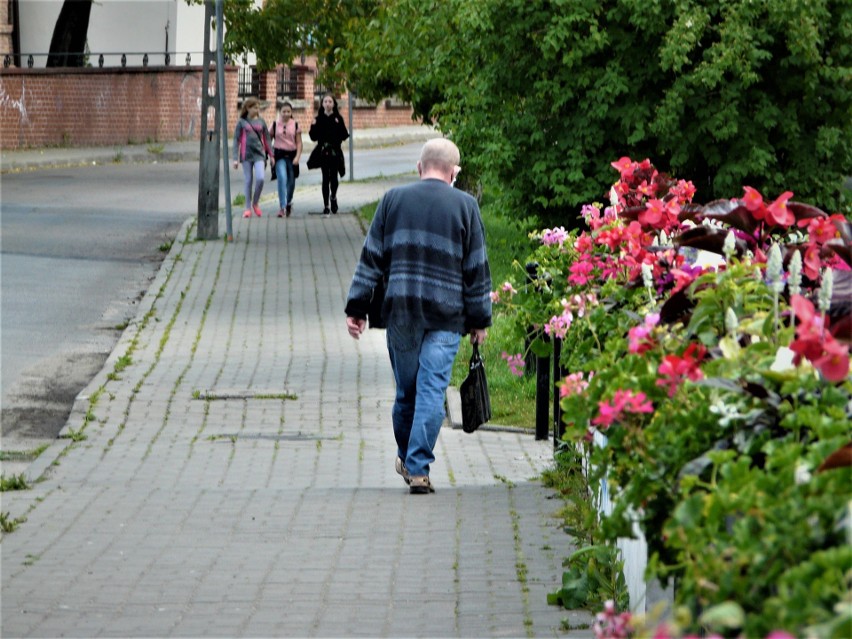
[419,138,461,174]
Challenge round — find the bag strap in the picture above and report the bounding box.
[470,343,483,367]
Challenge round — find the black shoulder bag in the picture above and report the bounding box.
[460,343,492,433]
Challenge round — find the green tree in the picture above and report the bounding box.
[200,0,375,87]
[343,0,852,223]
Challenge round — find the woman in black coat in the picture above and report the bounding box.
[308,93,349,215]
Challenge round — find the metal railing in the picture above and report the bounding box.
[237,65,259,98]
[276,66,295,99]
[3,51,206,69]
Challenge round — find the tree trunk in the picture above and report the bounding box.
[46,0,93,68]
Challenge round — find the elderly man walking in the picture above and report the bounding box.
[345,138,492,494]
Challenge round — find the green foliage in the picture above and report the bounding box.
[547,544,629,612]
[503,157,851,632]
[342,0,851,224]
[204,0,377,83]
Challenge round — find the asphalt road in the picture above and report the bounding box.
[0,143,422,448]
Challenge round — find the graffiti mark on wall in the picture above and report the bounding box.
[0,82,29,124]
[180,74,201,139]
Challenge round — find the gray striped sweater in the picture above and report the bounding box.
[345,178,492,333]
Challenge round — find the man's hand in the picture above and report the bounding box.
[470,328,487,345]
[346,316,367,340]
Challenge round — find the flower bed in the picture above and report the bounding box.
[496,158,851,637]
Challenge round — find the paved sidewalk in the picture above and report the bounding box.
[0,125,441,172]
[1,174,593,637]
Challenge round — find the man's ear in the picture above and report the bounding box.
[416,161,422,176]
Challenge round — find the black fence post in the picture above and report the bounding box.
[552,337,564,448]
[535,346,550,441]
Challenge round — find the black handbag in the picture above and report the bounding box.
[307,145,321,169]
[460,343,491,433]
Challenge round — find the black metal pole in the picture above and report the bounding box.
[535,352,550,441]
[553,337,564,448]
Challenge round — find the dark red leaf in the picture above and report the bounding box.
[700,199,761,234]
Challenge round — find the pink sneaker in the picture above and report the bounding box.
[253,204,262,217]
[242,209,252,218]
[277,208,286,218]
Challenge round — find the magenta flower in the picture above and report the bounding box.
[591,390,654,429]
[568,259,595,286]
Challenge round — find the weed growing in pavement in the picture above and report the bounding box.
[114,354,132,372]
[0,473,30,491]
[63,427,87,442]
[0,511,27,533]
[159,238,174,252]
[0,444,49,462]
[147,143,165,155]
[233,193,246,206]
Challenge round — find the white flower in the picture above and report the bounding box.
[788,251,802,297]
[725,308,739,335]
[723,230,737,260]
[766,244,784,294]
[770,346,797,373]
[819,268,834,312]
[795,462,812,485]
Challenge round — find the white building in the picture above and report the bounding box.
[13,0,237,68]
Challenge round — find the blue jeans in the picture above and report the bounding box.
[386,324,461,478]
[275,156,295,208]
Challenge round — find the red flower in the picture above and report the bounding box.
[611,157,634,179]
[765,191,795,227]
[814,340,850,382]
[656,343,707,397]
[789,295,850,382]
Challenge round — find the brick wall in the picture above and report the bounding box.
[1,64,418,151]
[244,66,417,133]
[0,65,241,150]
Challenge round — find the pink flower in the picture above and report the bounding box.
[541,226,569,247]
[742,185,765,213]
[593,600,633,639]
[501,352,525,377]
[628,313,660,353]
[765,191,795,227]
[559,372,592,398]
[544,310,574,340]
[766,632,797,639]
[799,215,841,245]
[670,179,696,203]
[610,157,635,179]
